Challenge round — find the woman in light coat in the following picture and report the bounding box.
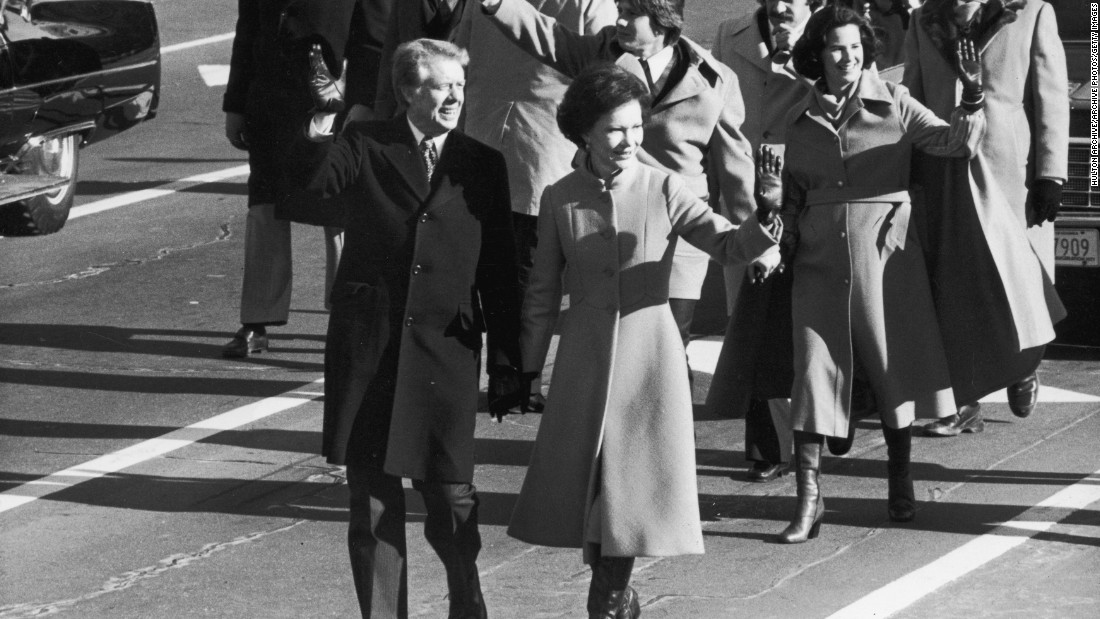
[770,5,986,543]
[509,63,780,618]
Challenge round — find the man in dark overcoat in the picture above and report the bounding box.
[903,0,1069,436]
[221,0,385,357]
[293,39,524,618]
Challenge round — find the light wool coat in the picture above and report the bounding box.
[784,72,982,437]
[903,0,1069,401]
[456,0,616,216]
[486,0,757,298]
[508,161,776,556]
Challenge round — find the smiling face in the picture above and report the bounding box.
[821,24,863,94]
[403,58,465,137]
[614,0,667,58]
[584,100,645,178]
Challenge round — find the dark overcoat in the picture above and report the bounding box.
[903,0,1069,402]
[291,116,521,482]
[224,0,378,207]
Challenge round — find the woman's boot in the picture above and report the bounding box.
[587,555,640,619]
[777,432,825,543]
[883,423,916,522]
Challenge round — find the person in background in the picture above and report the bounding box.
[706,0,818,483]
[509,63,780,619]
[454,0,617,411]
[295,39,525,618]
[478,0,761,387]
[771,5,985,543]
[903,0,1069,437]
[221,0,377,358]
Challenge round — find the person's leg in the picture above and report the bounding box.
[347,463,408,619]
[778,431,825,544]
[882,422,915,522]
[587,544,639,619]
[240,203,293,326]
[667,298,697,389]
[414,480,485,619]
[744,398,788,482]
[323,225,344,311]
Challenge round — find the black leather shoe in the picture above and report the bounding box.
[1007,373,1039,418]
[923,403,983,437]
[221,326,268,358]
[747,461,789,483]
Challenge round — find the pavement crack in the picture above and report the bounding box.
[1,222,235,289]
[0,520,306,618]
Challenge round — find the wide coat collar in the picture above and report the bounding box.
[376,115,471,208]
[918,0,1028,66]
[795,69,893,134]
[615,36,729,111]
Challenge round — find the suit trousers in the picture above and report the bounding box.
[346,463,482,619]
[744,398,793,465]
[240,203,343,326]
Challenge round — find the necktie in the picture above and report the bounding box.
[639,58,656,93]
[420,137,437,182]
[954,0,987,28]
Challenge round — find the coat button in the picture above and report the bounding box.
[419,213,430,223]
[840,231,846,238]
[843,278,850,285]
[600,228,614,239]
[405,316,414,327]
[412,264,424,275]
[837,181,845,187]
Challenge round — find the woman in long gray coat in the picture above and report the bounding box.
[510,64,779,619]
[771,6,986,543]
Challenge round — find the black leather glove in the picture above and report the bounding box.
[956,37,984,112]
[308,42,345,114]
[1030,179,1062,227]
[488,366,525,422]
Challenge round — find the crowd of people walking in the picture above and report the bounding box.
[221,0,1069,616]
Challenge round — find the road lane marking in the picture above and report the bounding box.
[0,379,322,515]
[825,468,1100,619]
[69,164,250,221]
[198,64,230,87]
[161,32,235,54]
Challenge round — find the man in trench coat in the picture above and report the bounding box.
[706,0,817,482]
[477,0,758,376]
[292,39,524,618]
[903,0,1069,435]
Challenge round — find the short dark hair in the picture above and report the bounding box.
[557,63,651,149]
[791,4,878,81]
[392,39,469,107]
[623,0,684,44]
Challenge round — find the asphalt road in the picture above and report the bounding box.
[1,1,1099,617]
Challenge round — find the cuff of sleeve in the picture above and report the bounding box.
[306,112,337,140]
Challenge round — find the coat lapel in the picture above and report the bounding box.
[378,117,431,202]
[728,12,772,75]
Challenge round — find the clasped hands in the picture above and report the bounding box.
[751,144,785,284]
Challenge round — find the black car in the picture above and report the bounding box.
[0,0,160,235]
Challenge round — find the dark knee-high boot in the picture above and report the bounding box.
[777,432,825,544]
[883,424,915,522]
[587,554,640,619]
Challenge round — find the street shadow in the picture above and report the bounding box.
[0,323,325,369]
[698,492,1100,547]
[473,438,534,467]
[1045,344,1100,361]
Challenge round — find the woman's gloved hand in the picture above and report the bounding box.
[308,42,345,114]
[956,37,984,112]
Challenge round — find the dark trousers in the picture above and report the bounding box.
[346,463,481,619]
[745,397,784,464]
[512,212,539,294]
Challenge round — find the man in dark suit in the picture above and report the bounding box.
[221,0,384,358]
[296,38,524,618]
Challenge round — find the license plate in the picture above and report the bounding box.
[1055,228,1099,268]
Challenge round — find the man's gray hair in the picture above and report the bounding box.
[392,38,470,106]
